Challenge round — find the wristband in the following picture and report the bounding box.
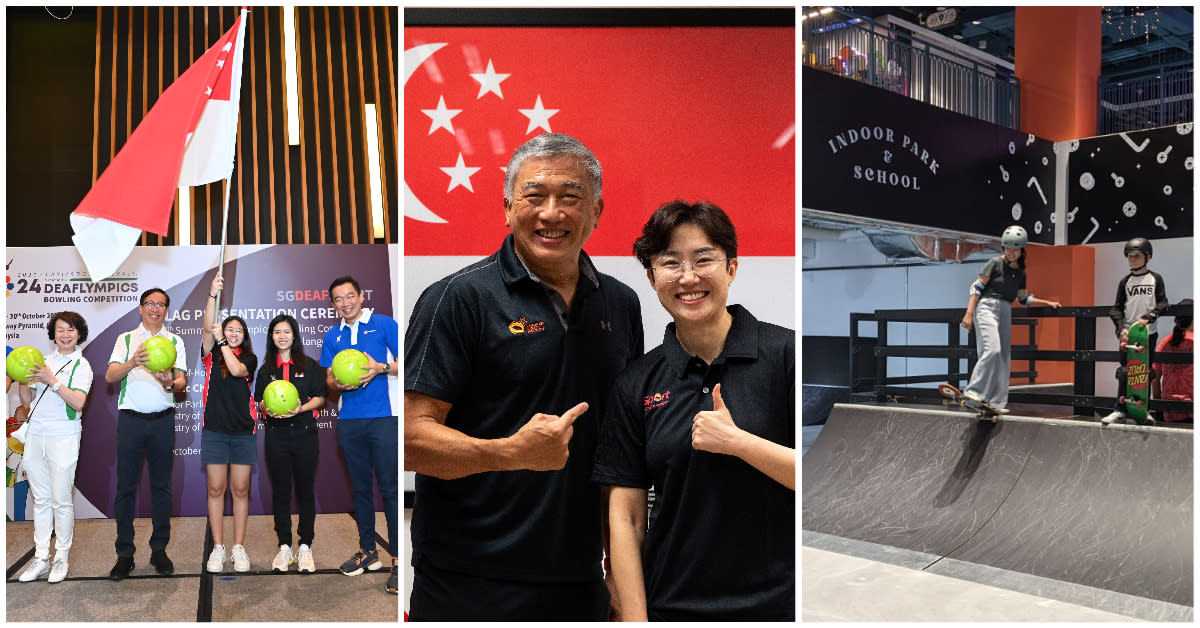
[216,338,229,347]
[209,293,217,299]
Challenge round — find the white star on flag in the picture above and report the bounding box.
[217,59,225,68]
[469,59,510,99]
[421,95,462,136]
[518,95,558,134]
[440,153,481,192]
[205,86,212,95]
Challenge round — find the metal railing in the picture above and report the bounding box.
[850,304,1194,419]
[1098,64,1194,134]
[802,8,1020,129]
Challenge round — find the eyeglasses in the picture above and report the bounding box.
[142,301,167,309]
[224,327,244,335]
[651,257,729,282]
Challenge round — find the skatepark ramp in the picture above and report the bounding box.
[803,404,1193,609]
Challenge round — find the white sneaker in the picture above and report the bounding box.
[272,544,294,573]
[231,544,251,572]
[296,544,315,574]
[18,557,49,582]
[207,545,227,573]
[48,557,69,583]
[1101,411,1126,425]
[963,390,984,403]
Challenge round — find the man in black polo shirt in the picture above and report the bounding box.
[404,133,643,620]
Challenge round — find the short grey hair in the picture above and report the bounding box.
[503,133,603,202]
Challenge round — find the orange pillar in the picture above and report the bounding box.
[1016,245,1095,386]
[1014,7,1102,141]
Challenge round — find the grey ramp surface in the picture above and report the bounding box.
[802,404,1038,557]
[803,403,1193,608]
[947,420,1193,607]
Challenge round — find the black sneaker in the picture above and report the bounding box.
[109,556,134,581]
[150,549,175,575]
[339,549,381,576]
[386,561,398,594]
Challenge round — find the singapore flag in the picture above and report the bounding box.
[70,8,247,282]
[403,24,796,334]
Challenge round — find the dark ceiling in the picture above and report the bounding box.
[844,6,1194,79]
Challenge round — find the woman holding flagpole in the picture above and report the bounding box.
[199,273,259,573]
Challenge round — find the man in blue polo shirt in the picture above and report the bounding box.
[404,133,643,620]
[320,275,399,594]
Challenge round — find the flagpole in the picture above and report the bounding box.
[215,7,248,308]
[216,175,232,308]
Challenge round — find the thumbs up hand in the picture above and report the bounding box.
[691,384,744,456]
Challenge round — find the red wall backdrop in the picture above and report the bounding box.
[404,26,795,257]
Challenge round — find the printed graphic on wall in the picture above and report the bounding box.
[802,67,1056,243]
[1066,123,1194,244]
[6,245,398,520]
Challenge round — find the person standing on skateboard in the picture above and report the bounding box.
[1102,237,1170,424]
[960,226,1061,413]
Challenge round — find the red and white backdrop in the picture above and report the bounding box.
[401,20,795,613]
[403,24,796,354]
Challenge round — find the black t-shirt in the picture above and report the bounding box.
[592,305,795,620]
[979,255,1026,303]
[253,355,328,426]
[201,347,259,435]
[404,234,644,583]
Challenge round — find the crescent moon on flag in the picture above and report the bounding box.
[404,43,449,224]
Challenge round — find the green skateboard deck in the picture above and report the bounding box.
[1121,323,1151,424]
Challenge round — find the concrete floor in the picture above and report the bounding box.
[803,545,1144,622]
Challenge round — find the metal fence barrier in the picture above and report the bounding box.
[802,8,1020,129]
[1099,65,1194,135]
[850,304,1194,419]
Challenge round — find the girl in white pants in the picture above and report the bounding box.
[16,312,93,584]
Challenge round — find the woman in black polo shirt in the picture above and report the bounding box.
[200,274,259,573]
[593,200,795,621]
[255,313,327,574]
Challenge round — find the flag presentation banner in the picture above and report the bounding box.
[5,244,399,520]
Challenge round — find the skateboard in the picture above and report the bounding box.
[1118,323,1153,425]
[938,383,1002,421]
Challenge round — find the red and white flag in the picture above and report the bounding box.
[71,8,248,282]
[403,26,795,258]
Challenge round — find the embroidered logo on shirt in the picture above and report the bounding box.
[508,317,545,335]
[600,320,613,332]
[363,329,377,334]
[643,390,671,412]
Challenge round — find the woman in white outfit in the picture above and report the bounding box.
[16,311,94,584]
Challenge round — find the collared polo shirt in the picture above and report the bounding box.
[109,324,186,413]
[201,346,258,434]
[320,308,400,419]
[27,348,94,437]
[592,304,795,620]
[255,355,328,423]
[404,233,643,583]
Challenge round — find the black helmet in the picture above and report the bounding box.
[1124,237,1153,258]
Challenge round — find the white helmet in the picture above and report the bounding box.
[1001,225,1028,249]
